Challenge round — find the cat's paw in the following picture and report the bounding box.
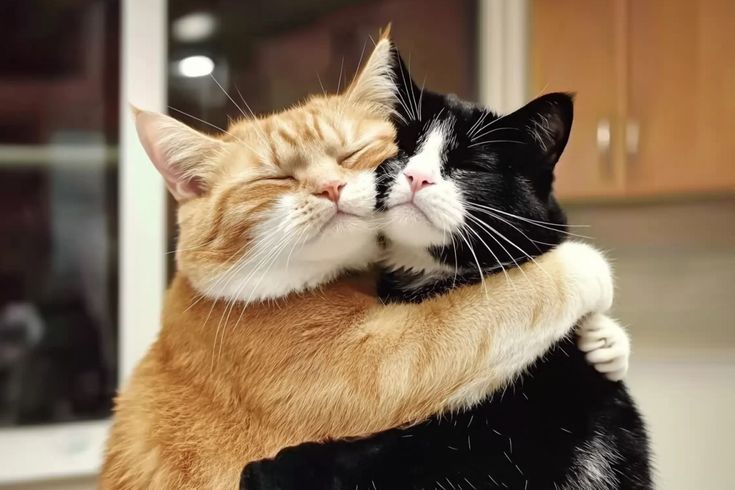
[555,242,614,314]
[577,313,630,381]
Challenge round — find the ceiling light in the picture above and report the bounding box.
[173,12,216,42]
[177,55,214,78]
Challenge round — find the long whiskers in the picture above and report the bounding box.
[207,72,271,153]
[465,213,551,280]
[406,53,421,121]
[210,221,296,369]
[417,77,426,122]
[466,139,526,149]
[462,223,516,291]
[396,55,418,121]
[470,126,522,144]
[167,106,268,162]
[215,233,294,365]
[468,110,515,141]
[465,202,593,239]
[467,111,491,140]
[455,226,488,297]
[233,84,272,149]
[336,57,345,93]
[209,73,248,119]
[315,71,327,97]
[465,214,528,281]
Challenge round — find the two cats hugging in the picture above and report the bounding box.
[102,28,650,490]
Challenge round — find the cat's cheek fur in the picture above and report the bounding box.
[193,177,381,302]
[299,171,380,264]
[382,203,447,247]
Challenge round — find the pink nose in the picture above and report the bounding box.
[404,169,435,194]
[315,180,345,203]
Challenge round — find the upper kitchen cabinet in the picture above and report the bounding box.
[531,0,627,199]
[531,0,735,200]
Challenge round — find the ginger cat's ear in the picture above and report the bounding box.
[132,107,224,202]
[346,31,397,114]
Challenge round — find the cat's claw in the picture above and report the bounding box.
[577,313,630,381]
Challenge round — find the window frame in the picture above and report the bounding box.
[0,0,168,483]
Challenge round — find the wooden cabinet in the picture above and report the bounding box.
[531,0,735,200]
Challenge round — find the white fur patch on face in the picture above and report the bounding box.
[382,122,465,249]
[333,170,377,218]
[199,171,380,303]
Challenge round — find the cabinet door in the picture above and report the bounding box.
[531,0,627,199]
[627,0,735,197]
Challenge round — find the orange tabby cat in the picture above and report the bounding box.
[101,36,614,489]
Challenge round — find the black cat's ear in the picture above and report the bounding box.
[505,92,574,167]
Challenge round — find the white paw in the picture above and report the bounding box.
[577,313,630,381]
[555,242,614,314]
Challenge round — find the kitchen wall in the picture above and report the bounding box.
[570,198,735,489]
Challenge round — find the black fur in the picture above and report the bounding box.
[241,46,651,490]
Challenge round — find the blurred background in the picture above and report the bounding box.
[0,0,732,488]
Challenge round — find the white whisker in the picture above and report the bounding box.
[213,222,296,366]
[466,213,550,280]
[315,71,327,96]
[234,85,272,149]
[455,227,488,297]
[463,223,516,290]
[209,73,247,119]
[466,139,526,149]
[465,202,592,239]
[467,111,490,139]
[470,126,522,143]
[470,110,515,139]
[417,77,426,122]
[406,53,421,121]
[167,106,267,162]
[396,55,417,121]
[336,57,345,93]
[465,213,528,280]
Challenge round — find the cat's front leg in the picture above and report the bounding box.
[577,313,630,381]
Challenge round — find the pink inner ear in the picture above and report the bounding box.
[163,169,205,202]
[134,109,206,202]
[175,176,206,201]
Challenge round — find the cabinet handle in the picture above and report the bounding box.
[626,119,640,160]
[597,118,613,179]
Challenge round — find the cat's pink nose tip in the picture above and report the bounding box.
[404,169,435,194]
[315,180,345,203]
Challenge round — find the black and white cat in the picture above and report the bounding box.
[241,46,651,489]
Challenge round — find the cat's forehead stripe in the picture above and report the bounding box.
[404,122,449,178]
[420,125,446,158]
